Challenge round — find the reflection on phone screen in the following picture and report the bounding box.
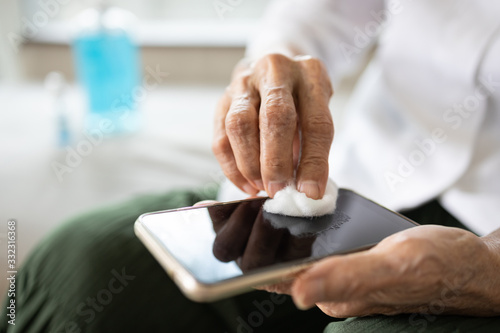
[142,189,417,284]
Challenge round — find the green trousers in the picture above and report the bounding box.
[1,188,499,333]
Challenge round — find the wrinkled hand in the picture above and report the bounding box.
[265,225,500,317]
[213,54,334,199]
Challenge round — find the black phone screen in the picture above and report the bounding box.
[140,189,418,284]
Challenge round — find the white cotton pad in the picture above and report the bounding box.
[263,179,339,217]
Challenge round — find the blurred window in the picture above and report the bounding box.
[18,0,270,46]
[21,0,270,22]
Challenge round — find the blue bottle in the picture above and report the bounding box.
[73,4,141,134]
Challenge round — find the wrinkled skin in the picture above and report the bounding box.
[212,54,334,199]
[209,53,500,317]
[264,225,500,317]
[196,202,500,317]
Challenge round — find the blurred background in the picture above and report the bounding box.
[0,0,269,295]
[0,0,354,296]
[3,0,270,82]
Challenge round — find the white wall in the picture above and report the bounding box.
[0,1,22,81]
[19,0,270,21]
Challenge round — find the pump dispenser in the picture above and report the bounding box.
[72,0,141,134]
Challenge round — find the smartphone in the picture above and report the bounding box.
[134,189,418,302]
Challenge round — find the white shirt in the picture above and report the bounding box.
[220,0,500,236]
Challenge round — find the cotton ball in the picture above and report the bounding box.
[263,179,339,217]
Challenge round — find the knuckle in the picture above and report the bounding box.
[297,158,329,182]
[456,228,483,248]
[258,53,292,68]
[225,101,257,138]
[298,58,333,97]
[387,233,424,249]
[263,85,292,101]
[225,112,249,137]
[263,156,288,170]
[231,95,254,111]
[383,235,442,279]
[303,114,334,138]
[261,93,297,131]
[230,72,253,92]
[237,71,252,83]
[299,156,329,174]
[298,56,326,74]
[254,54,295,81]
[263,106,297,130]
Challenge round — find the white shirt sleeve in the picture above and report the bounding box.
[245,0,385,83]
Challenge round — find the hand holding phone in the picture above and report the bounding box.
[135,189,418,302]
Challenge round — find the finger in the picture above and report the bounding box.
[254,267,307,295]
[255,280,294,295]
[290,251,394,309]
[295,58,334,199]
[314,300,374,317]
[225,86,263,191]
[213,94,259,195]
[212,200,261,262]
[257,77,297,197]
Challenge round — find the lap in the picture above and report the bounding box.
[2,189,497,333]
[0,188,329,333]
[324,314,500,333]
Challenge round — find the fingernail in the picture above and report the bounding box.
[243,183,257,195]
[298,181,320,199]
[293,278,324,310]
[267,181,287,197]
[253,180,264,191]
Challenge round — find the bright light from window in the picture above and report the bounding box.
[21,0,271,22]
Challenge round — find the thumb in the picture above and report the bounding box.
[290,252,382,310]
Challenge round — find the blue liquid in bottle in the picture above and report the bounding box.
[73,25,141,134]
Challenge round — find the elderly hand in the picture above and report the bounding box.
[213,54,334,199]
[265,225,500,317]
